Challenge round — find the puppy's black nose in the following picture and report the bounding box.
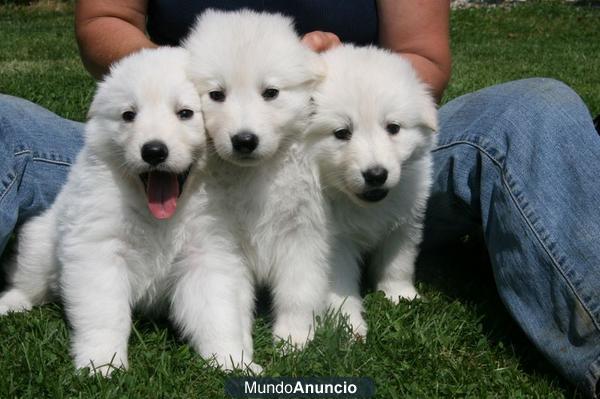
[362,166,388,187]
[141,140,169,166]
[231,131,259,154]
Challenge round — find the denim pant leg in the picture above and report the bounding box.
[426,78,600,397]
[0,94,84,255]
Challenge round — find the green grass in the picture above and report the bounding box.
[1,1,598,398]
[445,1,600,114]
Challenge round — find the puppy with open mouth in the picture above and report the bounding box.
[307,45,438,338]
[0,47,256,375]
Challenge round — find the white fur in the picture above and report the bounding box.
[0,48,259,374]
[184,10,329,348]
[306,45,438,338]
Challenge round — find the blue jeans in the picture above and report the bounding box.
[427,78,600,397]
[0,94,84,254]
[0,79,599,396]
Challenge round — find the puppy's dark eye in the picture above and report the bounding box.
[122,111,136,122]
[177,109,194,120]
[333,128,352,141]
[262,88,279,100]
[386,123,401,135]
[209,90,226,102]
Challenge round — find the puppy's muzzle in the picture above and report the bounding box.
[358,165,389,202]
[138,140,192,219]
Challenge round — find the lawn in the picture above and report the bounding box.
[0,1,598,398]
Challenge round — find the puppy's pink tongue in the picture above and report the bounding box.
[146,171,179,219]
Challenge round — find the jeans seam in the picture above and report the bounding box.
[0,171,17,205]
[432,139,600,333]
[0,148,26,204]
[14,149,73,167]
[31,157,72,167]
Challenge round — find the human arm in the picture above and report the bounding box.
[377,0,452,102]
[75,0,157,80]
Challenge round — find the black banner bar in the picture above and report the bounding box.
[225,377,376,398]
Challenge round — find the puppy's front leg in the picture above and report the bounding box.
[371,223,422,303]
[272,237,328,349]
[328,240,367,338]
[0,210,58,315]
[170,243,259,373]
[60,248,131,377]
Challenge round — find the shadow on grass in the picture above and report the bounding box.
[0,237,14,292]
[572,0,600,8]
[416,231,583,397]
[0,263,6,292]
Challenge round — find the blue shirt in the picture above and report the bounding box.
[147,0,379,46]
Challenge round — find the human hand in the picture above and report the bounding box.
[301,31,341,52]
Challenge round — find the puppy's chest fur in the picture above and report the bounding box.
[119,211,190,310]
[329,188,406,250]
[204,148,325,282]
[56,158,195,311]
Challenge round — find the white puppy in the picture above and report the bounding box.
[184,10,329,349]
[306,45,438,337]
[0,48,252,374]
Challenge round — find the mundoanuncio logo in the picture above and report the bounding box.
[225,377,375,398]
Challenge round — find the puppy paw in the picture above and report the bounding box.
[73,341,128,377]
[199,344,262,375]
[328,294,367,340]
[81,362,125,378]
[378,281,420,304]
[337,306,368,340]
[0,289,33,315]
[273,318,314,352]
[242,362,264,375]
[213,355,263,375]
[347,313,368,341]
